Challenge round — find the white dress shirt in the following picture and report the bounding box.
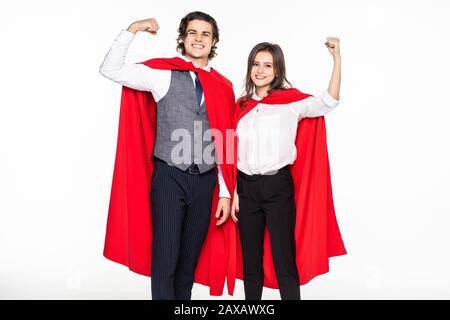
[100,30,230,197]
[236,91,339,175]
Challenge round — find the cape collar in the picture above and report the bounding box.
[178,54,211,72]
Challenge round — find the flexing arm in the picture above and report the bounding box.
[325,37,341,100]
[296,37,341,118]
[99,18,169,100]
[126,18,160,35]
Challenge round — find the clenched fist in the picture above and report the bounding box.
[127,18,160,35]
[325,37,340,59]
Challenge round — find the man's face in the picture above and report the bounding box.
[182,19,215,61]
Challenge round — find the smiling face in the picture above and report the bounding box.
[251,50,276,93]
[182,19,215,63]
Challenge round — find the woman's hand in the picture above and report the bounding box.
[325,37,341,59]
[325,37,341,100]
[230,189,239,223]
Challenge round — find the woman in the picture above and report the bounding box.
[230,38,346,300]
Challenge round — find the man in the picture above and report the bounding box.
[100,12,236,300]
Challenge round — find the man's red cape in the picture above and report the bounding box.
[103,57,237,296]
[232,88,347,288]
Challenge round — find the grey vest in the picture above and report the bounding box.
[152,71,216,173]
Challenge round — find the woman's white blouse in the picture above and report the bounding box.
[236,91,339,175]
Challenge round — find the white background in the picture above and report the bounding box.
[1,0,450,299]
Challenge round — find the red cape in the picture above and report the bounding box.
[103,57,237,296]
[233,88,347,288]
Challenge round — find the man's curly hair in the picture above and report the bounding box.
[176,11,219,60]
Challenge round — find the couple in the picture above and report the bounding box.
[100,11,346,300]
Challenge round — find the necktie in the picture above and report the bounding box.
[194,73,203,107]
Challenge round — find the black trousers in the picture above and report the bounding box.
[150,159,217,300]
[237,166,300,300]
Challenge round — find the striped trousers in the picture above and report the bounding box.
[150,159,217,300]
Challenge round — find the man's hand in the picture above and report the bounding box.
[230,189,239,223]
[215,197,231,226]
[325,37,340,59]
[127,18,160,35]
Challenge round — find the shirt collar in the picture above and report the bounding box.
[179,54,211,72]
[251,92,263,101]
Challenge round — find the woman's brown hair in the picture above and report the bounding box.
[240,42,292,108]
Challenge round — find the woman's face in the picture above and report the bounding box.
[251,50,275,90]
